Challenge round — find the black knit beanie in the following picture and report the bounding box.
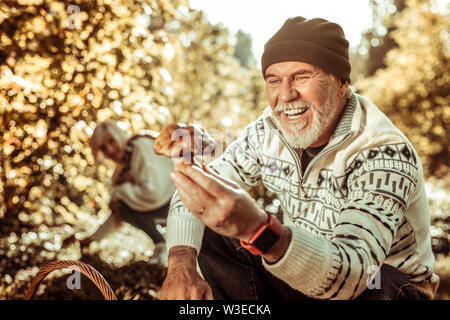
[261,17,351,82]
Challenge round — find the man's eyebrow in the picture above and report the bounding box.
[265,69,314,79]
[264,73,278,79]
[291,69,314,77]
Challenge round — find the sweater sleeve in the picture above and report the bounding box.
[112,138,174,212]
[263,142,420,299]
[166,120,264,253]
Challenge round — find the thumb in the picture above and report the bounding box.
[203,284,214,300]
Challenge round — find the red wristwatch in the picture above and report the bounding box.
[240,212,282,255]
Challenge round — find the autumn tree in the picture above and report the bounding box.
[364,0,407,76]
[0,0,266,237]
[164,10,265,144]
[233,29,254,68]
[356,0,449,178]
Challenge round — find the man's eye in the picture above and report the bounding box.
[294,75,308,81]
[267,79,280,85]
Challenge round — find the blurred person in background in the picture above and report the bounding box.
[161,17,439,300]
[67,120,175,265]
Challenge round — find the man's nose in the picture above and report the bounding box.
[279,80,299,103]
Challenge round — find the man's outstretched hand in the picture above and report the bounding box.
[164,165,292,300]
[169,165,267,243]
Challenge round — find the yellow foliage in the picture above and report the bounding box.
[356,0,449,178]
[0,0,267,229]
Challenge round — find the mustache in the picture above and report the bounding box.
[273,101,314,113]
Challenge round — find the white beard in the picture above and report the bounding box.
[269,85,338,150]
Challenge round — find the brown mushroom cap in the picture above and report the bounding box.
[153,123,216,168]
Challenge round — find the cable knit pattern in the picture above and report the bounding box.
[167,90,438,299]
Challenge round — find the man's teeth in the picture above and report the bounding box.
[284,108,308,119]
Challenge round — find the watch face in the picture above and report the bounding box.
[252,227,280,253]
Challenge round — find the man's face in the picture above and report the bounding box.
[265,61,342,149]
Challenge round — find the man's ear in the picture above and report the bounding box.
[338,79,349,98]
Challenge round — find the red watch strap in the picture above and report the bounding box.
[240,212,282,255]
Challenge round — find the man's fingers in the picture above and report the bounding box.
[171,171,215,215]
[204,285,214,300]
[179,165,236,197]
[175,187,199,214]
[161,269,213,300]
[191,287,206,300]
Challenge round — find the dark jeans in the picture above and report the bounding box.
[198,227,423,300]
[118,201,169,244]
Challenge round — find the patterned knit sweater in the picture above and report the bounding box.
[167,89,439,299]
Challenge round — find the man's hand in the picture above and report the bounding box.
[170,165,267,243]
[160,246,213,300]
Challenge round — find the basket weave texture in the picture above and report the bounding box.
[24,260,117,300]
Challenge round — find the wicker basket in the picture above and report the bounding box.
[25,260,117,300]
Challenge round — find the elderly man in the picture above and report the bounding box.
[161,17,439,300]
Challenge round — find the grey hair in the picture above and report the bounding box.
[89,120,128,162]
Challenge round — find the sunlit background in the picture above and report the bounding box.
[0,0,449,300]
[190,0,373,60]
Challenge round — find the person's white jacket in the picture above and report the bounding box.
[167,88,439,299]
[112,136,175,212]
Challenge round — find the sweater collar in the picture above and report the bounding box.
[329,86,361,140]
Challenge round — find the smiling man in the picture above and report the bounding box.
[161,17,439,300]
[266,61,345,150]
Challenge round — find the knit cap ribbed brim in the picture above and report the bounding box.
[261,17,351,81]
